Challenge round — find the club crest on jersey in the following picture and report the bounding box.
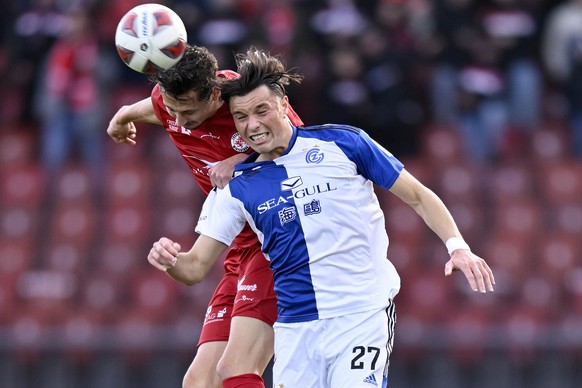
[306,148,324,164]
[231,133,250,152]
[278,206,297,225]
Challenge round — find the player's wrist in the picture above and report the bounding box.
[445,237,471,255]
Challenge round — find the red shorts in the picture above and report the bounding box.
[197,241,278,346]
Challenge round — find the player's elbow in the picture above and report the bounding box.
[178,268,206,286]
[168,267,205,286]
[181,274,204,286]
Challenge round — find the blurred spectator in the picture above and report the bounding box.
[429,0,543,163]
[310,0,424,155]
[193,0,248,69]
[542,0,582,156]
[310,0,368,41]
[358,23,421,155]
[33,6,117,191]
[429,0,480,123]
[309,1,370,132]
[430,0,509,162]
[8,0,67,124]
[456,29,509,163]
[369,0,427,155]
[480,0,543,130]
[320,45,370,125]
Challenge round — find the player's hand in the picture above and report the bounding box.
[209,154,247,188]
[208,161,233,189]
[148,237,182,272]
[444,249,495,293]
[107,118,137,145]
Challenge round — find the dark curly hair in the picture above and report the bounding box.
[150,45,219,101]
[220,47,303,105]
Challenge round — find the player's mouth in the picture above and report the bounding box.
[249,132,269,143]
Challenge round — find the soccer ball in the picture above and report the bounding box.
[115,3,187,74]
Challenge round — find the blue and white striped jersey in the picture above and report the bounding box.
[196,124,403,323]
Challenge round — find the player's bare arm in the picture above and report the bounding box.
[148,235,228,286]
[389,169,495,293]
[209,153,249,189]
[107,97,162,145]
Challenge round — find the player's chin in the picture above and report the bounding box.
[184,122,199,130]
[253,144,274,156]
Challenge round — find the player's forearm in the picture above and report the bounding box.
[224,153,249,164]
[412,188,462,243]
[114,98,160,125]
[166,252,211,286]
[391,170,462,243]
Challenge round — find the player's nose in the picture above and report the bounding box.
[247,114,261,131]
[174,113,187,127]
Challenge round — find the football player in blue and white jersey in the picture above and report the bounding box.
[147,48,495,388]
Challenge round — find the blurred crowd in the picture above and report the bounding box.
[5,0,582,165]
[2,0,582,387]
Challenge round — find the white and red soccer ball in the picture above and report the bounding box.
[115,3,187,74]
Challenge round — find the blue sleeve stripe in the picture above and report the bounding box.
[297,125,403,189]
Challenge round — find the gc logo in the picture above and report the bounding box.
[306,148,324,164]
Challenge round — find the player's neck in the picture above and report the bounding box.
[211,99,225,115]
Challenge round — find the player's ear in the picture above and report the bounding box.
[212,87,221,102]
[281,95,289,115]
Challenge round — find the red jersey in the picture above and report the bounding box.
[151,70,303,248]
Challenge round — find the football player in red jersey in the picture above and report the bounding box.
[107,45,303,388]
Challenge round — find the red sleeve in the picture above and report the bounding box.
[150,84,165,123]
[287,104,304,126]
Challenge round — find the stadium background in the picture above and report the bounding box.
[1,0,582,387]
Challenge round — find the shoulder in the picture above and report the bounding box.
[151,84,161,99]
[297,124,362,143]
[293,124,368,163]
[150,84,169,120]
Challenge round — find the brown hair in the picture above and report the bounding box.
[220,47,303,105]
[151,45,219,101]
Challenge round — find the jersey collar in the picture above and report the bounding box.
[233,124,298,174]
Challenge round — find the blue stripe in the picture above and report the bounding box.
[229,162,319,322]
[297,125,403,189]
